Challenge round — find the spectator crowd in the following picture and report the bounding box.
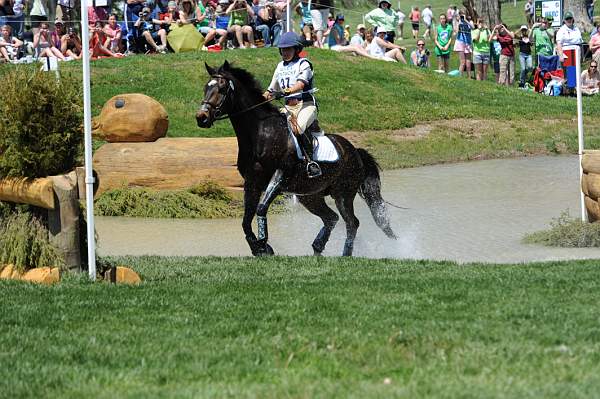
[0,0,598,95]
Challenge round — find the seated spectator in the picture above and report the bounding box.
[369,26,407,62]
[88,4,108,26]
[178,0,198,25]
[60,24,82,59]
[364,28,374,51]
[33,22,66,60]
[90,20,124,57]
[410,39,430,67]
[581,61,600,95]
[0,24,22,62]
[350,23,365,47]
[295,0,313,46]
[134,6,168,53]
[195,0,211,35]
[328,14,375,59]
[51,18,66,49]
[203,0,229,50]
[256,1,281,47]
[104,14,123,53]
[226,0,255,48]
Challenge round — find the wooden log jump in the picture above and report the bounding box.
[93,137,243,195]
[0,177,55,209]
[581,150,600,222]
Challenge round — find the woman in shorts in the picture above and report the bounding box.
[453,11,473,77]
[471,19,491,80]
[408,6,420,39]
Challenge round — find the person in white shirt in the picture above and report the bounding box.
[555,11,582,61]
[422,4,434,39]
[369,26,406,62]
[349,23,366,47]
[396,8,405,39]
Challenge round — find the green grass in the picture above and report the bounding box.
[2,256,600,397]
[524,210,600,247]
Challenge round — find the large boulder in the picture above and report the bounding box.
[92,94,169,142]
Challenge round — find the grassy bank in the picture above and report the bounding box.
[2,256,600,398]
[64,50,600,142]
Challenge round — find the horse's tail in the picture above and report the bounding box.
[357,148,397,240]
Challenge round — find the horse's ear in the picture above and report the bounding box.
[205,62,216,76]
[222,60,230,71]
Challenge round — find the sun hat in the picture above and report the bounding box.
[378,0,392,6]
[376,26,387,34]
[54,18,64,25]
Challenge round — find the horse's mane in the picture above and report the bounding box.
[221,64,278,114]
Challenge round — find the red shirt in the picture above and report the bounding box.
[498,33,514,57]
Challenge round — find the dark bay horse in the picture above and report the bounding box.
[196,60,396,256]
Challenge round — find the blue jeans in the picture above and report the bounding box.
[256,23,282,47]
[588,5,595,22]
[3,15,24,38]
[519,52,533,86]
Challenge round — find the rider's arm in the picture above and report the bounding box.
[263,70,281,99]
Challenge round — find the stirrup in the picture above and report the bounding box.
[306,161,322,178]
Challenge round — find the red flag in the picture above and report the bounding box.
[563,49,576,67]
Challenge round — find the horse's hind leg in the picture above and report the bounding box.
[298,195,339,255]
[333,193,360,257]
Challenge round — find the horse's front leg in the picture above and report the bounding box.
[253,169,285,256]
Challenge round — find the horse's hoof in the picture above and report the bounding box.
[313,250,323,256]
[254,243,275,257]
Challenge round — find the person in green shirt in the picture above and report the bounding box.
[434,13,452,72]
[529,17,555,60]
[472,19,491,80]
[226,0,256,48]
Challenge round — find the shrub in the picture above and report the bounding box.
[0,67,83,178]
[523,211,600,247]
[0,212,64,272]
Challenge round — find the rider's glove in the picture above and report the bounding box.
[273,91,286,99]
[282,88,293,96]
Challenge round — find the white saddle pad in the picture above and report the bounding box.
[291,132,340,163]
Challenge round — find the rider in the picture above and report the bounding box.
[263,31,322,178]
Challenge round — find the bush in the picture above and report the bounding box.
[0,67,83,178]
[523,211,600,247]
[0,212,64,272]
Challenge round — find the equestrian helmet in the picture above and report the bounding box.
[278,32,303,49]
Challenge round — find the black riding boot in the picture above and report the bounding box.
[298,132,322,178]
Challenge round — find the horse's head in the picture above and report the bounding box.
[196,61,235,128]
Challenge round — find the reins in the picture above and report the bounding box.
[214,96,278,121]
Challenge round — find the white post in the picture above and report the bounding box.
[81,0,97,279]
[286,0,291,32]
[574,45,587,222]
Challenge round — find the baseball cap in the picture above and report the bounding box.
[335,13,344,21]
[564,11,574,20]
[520,24,528,30]
[376,26,387,34]
[55,18,64,25]
[168,0,177,6]
[357,24,366,30]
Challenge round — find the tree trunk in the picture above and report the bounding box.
[465,0,501,27]
[563,0,593,33]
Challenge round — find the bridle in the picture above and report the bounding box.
[200,74,279,122]
[200,74,235,121]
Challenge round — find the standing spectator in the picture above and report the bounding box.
[257,2,281,47]
[9,0,24,38]
[104,13,123,53]
[493,23,515,86]
[60,24,82,59]
[0,24,21,62]
[421,4,434,39]
[350,23,365,47]
[410,39,429,67]
[524,0,534,27]
[454,11,473,77]
[396,7,405,39]
[434,14,452,72]
[365,0,399,43]
[57,0,75,22]
[408,6,420,39]
[590,26,600,63]
[310,0,331,48]
[295,0,313,46]
[33,22,66,59]
[529,17,555,60]
[516,25,532,87]
[125,0,146,51]
[490,36,501,83]
[369,26,406,62]
[586,0,595,23]
[226,0,256,49]
[29,0,47,35]
[555,11,582,62]
[581,60,600,94]
[472,19,491,80]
